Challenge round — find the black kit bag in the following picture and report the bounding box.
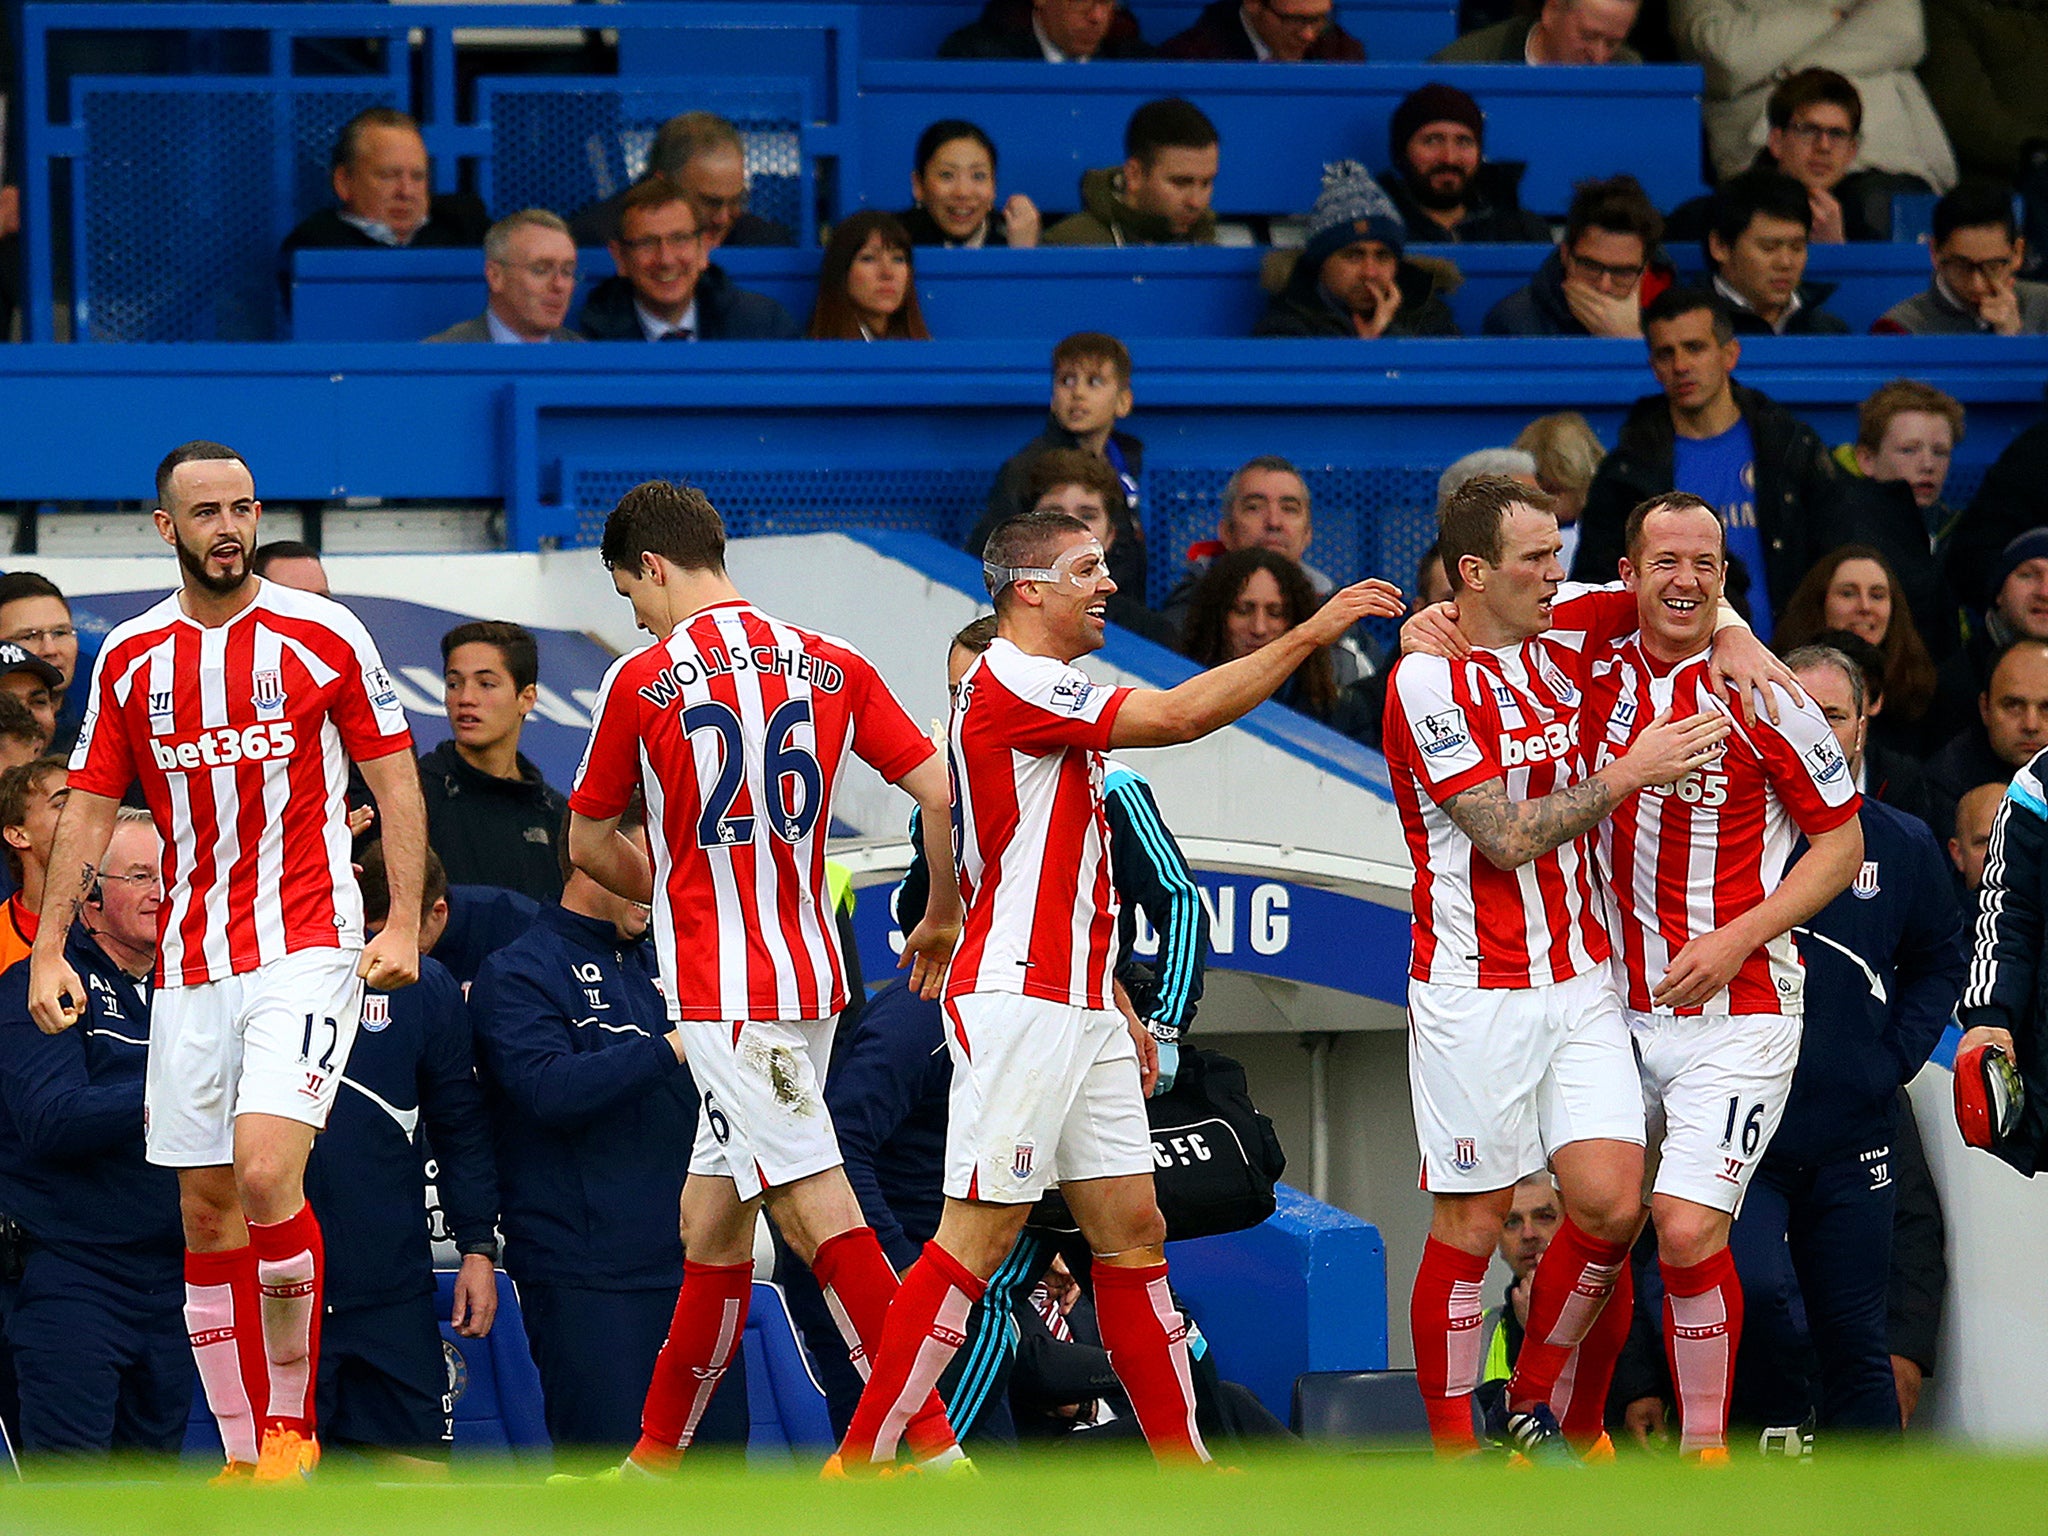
[1145,1048,1287,1241]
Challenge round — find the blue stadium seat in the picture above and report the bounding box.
[741,1281,836,1461]
[437,1269,551,1456]
[1291,1369,1431,1446]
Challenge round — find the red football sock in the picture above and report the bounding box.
[837,1242,982,1467]
[184,1245,266,1464]
[1091,1261,1211,1466]
[1552,1267,1633,1446]
[1661,1248,1744,1456]
[1507,1217,1629,1413]
[1410,1236,1490,1453]
[247,1204,324,1436]
[633,1259,753,1470]
[810,1227,959,1461]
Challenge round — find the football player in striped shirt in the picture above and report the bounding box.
[1385,475,1738,1458]
[567,482,969,1476]
[832,508,1402,1472]
[1556,493,1861,1461]
[28,441,429,1483]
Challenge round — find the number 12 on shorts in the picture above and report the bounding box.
[1719,1096,1765,1156]
[299,1013,341,1072]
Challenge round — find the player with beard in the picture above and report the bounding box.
[1380,84,1550,244]
[27,441,428,1483]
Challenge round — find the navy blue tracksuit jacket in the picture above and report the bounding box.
[0,932,190,1452]
[304,955,499,1310]
[434,884,540,992]
[1730,798,1964,1432]
[469,902,749,1449]
[469,902,696,1291]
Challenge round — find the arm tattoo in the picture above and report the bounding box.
[1443,774,1619,872]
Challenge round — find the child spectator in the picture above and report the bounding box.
[900,121,1041,249]
[1180,548,1379,743]
[807,212,931,341]
[1810,380,1965,667]
[965,332,1146,596]
[1255,162,1459,337]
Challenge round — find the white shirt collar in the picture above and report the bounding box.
[1239,5,1274,59]
[337,210,415,248]
[1032,14,1075,60]
[1713,271,1804,335]
[485,308,553,344]
[636,297,700,340]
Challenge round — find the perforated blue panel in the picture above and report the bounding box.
[80,81,397,341]
[567,466,993,549]
[482,78,808,240]
[1143,464,1439,637]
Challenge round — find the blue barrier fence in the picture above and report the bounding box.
[18,4,1704,341]
[0,339,2037,582]
[288,240,1941,343]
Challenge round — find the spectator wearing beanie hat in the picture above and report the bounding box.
[1380,82,1551,243]
[1255,161,1462,336]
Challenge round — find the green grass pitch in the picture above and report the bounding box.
[3,1449,2043,1535]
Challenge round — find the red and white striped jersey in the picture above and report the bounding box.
[570,601,932,1023]
[1583,638,1860,1015]
[1383,585,1637,989]
[945,638,1132,1010]
[67,582,413,988]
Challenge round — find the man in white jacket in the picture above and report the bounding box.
[1673,0,1956,195]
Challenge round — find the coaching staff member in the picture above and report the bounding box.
[1728,645,1964,1437]
[468,802,747,1450]
[305,842,500,1467]
[0,811,192,1456]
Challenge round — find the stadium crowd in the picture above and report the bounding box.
[0,0,2047,1484]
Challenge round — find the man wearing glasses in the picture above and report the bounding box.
[0,574,81,754]
[1485,174,1671,337]
[1877,178,2048,335]
[426,211,586,345]
[1160,0,1366,61]
[1670,71,1936,245]
[577,181,798,343]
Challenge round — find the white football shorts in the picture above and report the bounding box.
[146,947,364,1167]
[1408,965,1646,1194]
[685,1015,844,1203]
[1629,1008,1801,1215]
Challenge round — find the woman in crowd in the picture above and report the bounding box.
[900,120,1041,249]
[806,211,932,340]
[1180,548,1377,744]
[1776,543,1938,751]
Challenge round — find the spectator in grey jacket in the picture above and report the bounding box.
[1875,179,2048,335]
[425,211,584,344]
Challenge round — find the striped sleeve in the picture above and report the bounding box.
[1743,684,1861,835]
[1388,656,1499,804]
[1104,763,1207,1039]
[1960,760,2048,1030]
